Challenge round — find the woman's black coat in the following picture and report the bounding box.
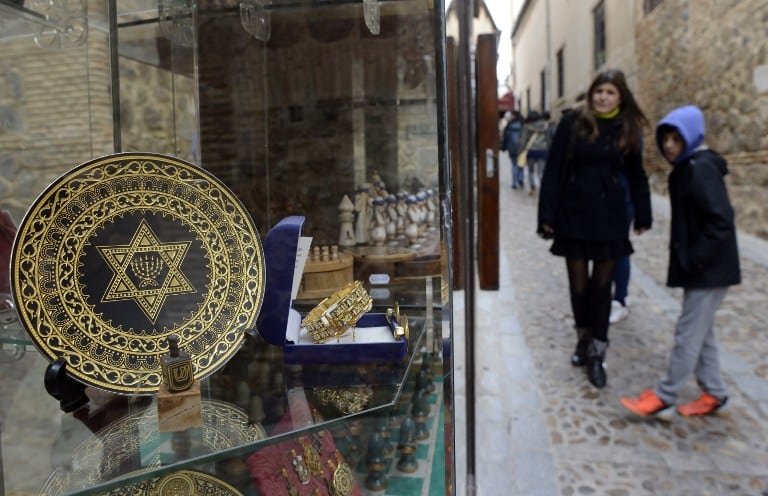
[537,112,652,241]
[666,149,741,288]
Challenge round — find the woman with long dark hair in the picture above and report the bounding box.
[537,69,652,388]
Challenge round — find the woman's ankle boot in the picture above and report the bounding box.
[570,327,589,367]
[586,339,608,388]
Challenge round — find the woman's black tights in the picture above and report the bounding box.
[566,258,616,342]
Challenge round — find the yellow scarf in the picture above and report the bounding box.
[594,107,620,119]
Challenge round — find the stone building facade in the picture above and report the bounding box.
[636,0,768,238]
[510,0,768,239]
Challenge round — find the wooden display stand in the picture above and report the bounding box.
[157,380,203,432]
[342,246,417,283]
[394,231,441,280]
[296,251,354,300]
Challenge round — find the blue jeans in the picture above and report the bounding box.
[613,179,634,304]
[510,151,524,187]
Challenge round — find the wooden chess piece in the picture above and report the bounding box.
[364,431,388,491]
[374,414,394,457]
[354,186,371,245]
[347,419,364,462]
[338,195,356,248]
[396,416,418,473]
[411,389,430,441]
[385,194,398,241]
[370,197,388,249]
[421,351,436,393]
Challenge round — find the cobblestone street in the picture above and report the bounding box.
[455,152,768,495]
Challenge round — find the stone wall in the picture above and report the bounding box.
[636,0,768,237]
[0,3,113,223]
[1,2,442,243]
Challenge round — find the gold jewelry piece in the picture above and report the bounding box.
[387,302,409,341]
[281,468,300,496]
[291,449,311,484]
[302,281,372,343]
[326,452,353,496]
[312,386,374,415]
[299,436,323,476]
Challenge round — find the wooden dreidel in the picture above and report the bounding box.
[396,416,418,473]
[157,335,202,432]
[364,431,388,492]
[162,335,193,392]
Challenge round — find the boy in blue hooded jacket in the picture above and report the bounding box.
[620,105,741,418]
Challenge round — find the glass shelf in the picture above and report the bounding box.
[0,278,436,495]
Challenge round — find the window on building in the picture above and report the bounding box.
[556,47,564,98]
[526,87,531,116]
[593,1,606,69]
[540,69,546,112]
[643,0,664,14]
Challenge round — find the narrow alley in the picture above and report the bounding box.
[455,151,768,495]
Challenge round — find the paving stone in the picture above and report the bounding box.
[466,154,768,495]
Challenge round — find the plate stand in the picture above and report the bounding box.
[44,358,89,412]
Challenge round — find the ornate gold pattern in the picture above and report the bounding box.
[11,153,265,394]
[301,280,372,343]
[299,435,324,476]
[327,453,353,496]
[98,469,243,495]
[40,400,266,494]
[98,219,195,322]
[312,385,374,415]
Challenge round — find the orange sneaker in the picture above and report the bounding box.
[676,392,727,417]
[620,389,674,419]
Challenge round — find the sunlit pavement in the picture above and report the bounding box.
[454,152,768,495]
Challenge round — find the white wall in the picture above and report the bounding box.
[513,0,639,118]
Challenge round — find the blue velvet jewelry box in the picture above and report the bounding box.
[256,216,408,365]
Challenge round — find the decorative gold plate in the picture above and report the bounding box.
[11,153,265,394]
[99,469,244,495]
[41,400,266,494]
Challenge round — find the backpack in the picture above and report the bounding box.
[502,120,522,152]
[528,121,551,151]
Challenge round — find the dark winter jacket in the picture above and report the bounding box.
[501,119,523,155]
[537,111,652,241]
[656,106,741,288]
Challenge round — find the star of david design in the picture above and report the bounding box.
[97,219,196,322]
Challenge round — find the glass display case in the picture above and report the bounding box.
[0,0,453,495]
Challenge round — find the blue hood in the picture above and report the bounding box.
[656,105,705,166]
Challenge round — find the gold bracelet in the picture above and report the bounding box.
[312,385,374,415]
[302,281,373,343]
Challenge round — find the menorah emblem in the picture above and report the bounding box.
[130,254,164,287]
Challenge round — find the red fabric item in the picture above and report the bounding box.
[0,210,17,295]
[246,412,361,496]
